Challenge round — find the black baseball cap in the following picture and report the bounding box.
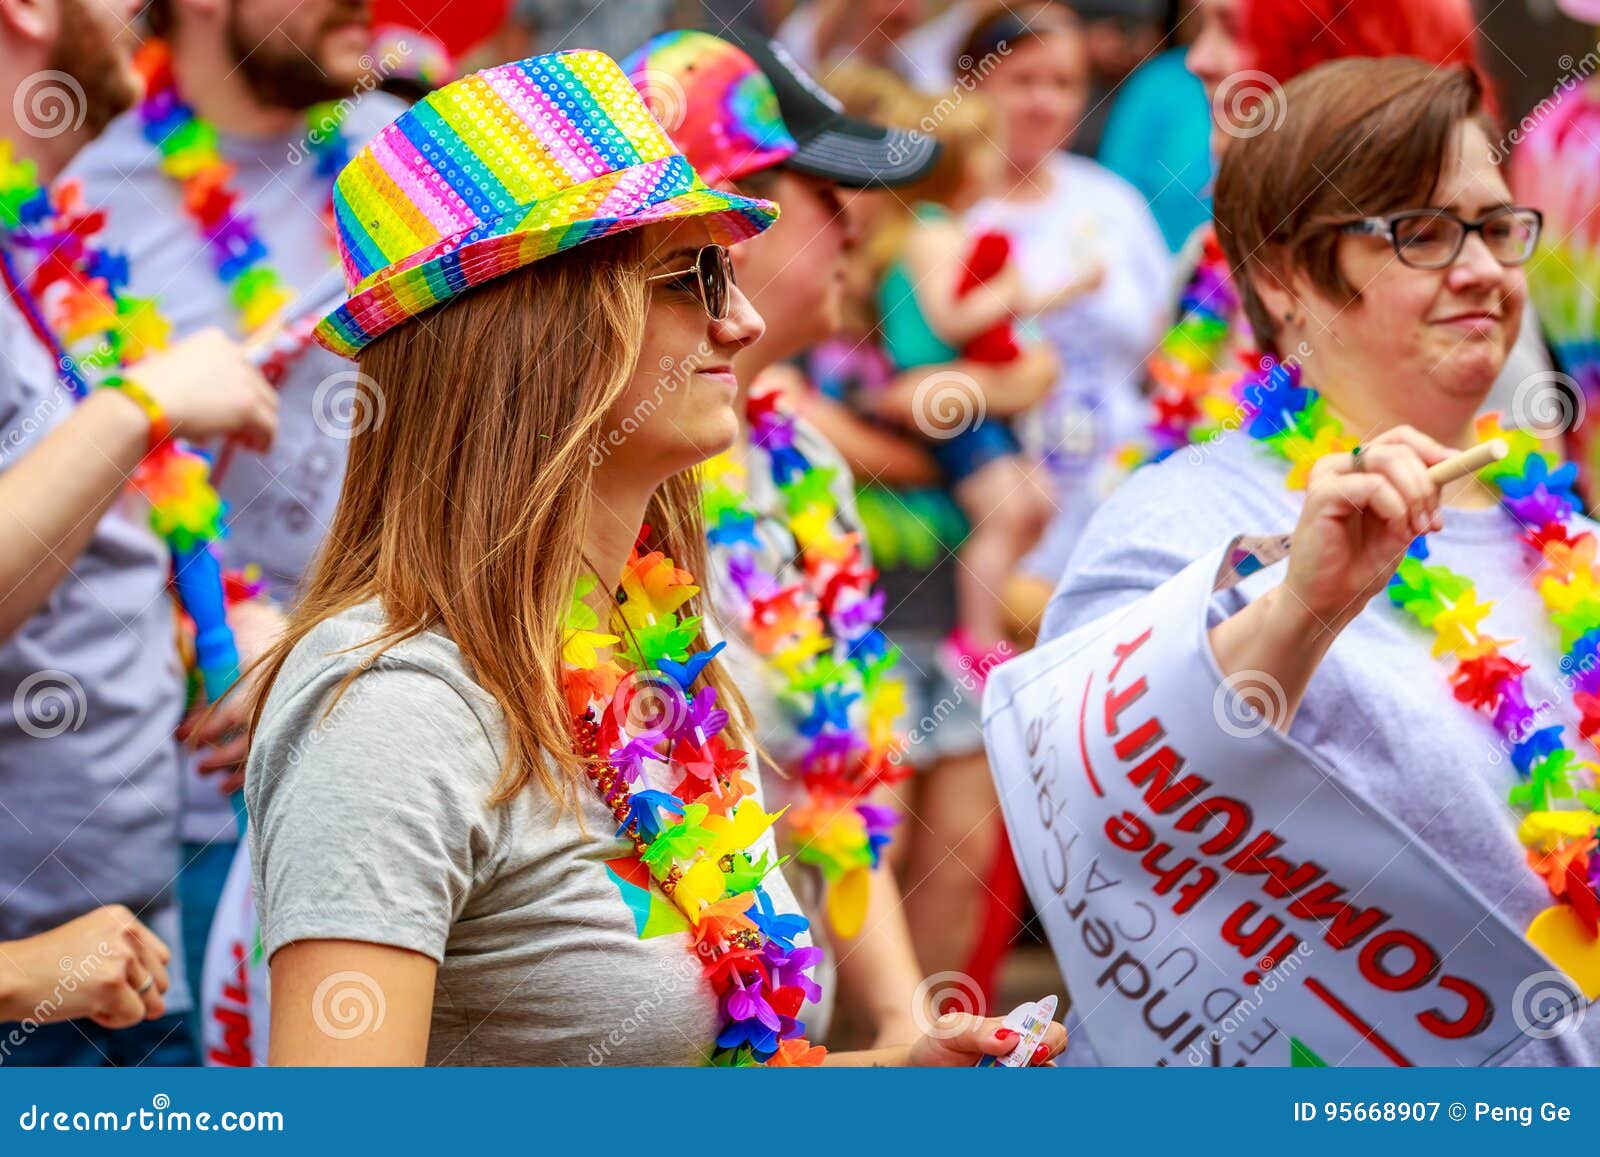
[718,26,941,188]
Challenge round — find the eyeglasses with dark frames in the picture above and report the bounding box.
[645,244,735,321]
[1338,206,1543,271]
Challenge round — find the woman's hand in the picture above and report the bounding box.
[1208,424,1457,732]
[181,599,287,794]
[1284,425,1455,631]
[904,1012,1067,1067]
[130,328,279,451]
[0,905,171,1027]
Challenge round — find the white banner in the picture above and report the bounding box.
[199,837,269,1067]
[983,544,1574,1067]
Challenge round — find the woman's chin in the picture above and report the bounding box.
[1426,360,1503,414]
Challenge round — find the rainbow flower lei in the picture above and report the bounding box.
[564,543,827,1066]
[700,389,909,940]
[1118,229,1254,473]
[0,139,242,699]
[134,40,351,334]
[1240,360,1600,967]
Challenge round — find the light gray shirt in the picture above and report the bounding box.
[1044,429,1599,1066]
[65,93,404,844]
[0,280,190,1012]
[246,600,817,1065]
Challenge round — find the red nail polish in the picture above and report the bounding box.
[1030,1044,1049,1065]
[995,1028,1019,1044]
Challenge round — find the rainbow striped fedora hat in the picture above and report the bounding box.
[314,50,779,358]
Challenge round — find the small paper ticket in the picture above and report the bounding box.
[975,994,1058,1068]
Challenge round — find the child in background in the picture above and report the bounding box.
[834,68,1101,674]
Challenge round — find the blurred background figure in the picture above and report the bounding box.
[1096,0,1211,251]
[775,0,926,79]
[1514,1,1600,504]
[501,0,673,58]
[958,3,1170,620]
[1065,0,1164,156]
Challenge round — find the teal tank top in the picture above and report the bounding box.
[877,204,960,370]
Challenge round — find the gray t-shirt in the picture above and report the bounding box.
[0,281,190,1012]
[1044,429,1600,1066]
[65,96,403,595]
[246,600,817,1066]
[65,94,403,844]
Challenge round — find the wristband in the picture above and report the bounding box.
[100,375,171,453]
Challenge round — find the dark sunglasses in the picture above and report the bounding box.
[645,244,735,321]
[1338,206,1543,271]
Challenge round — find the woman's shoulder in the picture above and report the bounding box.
[259,601,505,762]
[1070,433,1299,580]
[1043,436,1293,641]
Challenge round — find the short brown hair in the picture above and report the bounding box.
[1213,57,1496,357]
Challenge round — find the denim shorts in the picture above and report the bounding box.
[929,418,1021,486]
[888,628,986,772]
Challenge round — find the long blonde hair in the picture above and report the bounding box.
[249,232,749,812]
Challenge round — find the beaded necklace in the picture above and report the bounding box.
[133,39,351,334]
[700,389,909,940]
[0,140,240,699]
[1240,361,1600,992]
[565,545,827,1066]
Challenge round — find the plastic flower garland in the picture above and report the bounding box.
[564,544,827,1066]
[1127,229,1254,469]
[701,389,910,940]
[0,139,242,699]
[1239,360,1600,978]
[134,40,351,333]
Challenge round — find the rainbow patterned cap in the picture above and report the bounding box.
[314,50,779,358]
[622,31,797,185]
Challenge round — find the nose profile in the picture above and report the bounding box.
[712,283,766,351]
